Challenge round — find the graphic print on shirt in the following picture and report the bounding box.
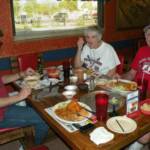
[139,57,150,75]
[83,54,102,73]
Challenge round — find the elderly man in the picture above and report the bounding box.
[114,24,150,150]
[74,26,120,77]
[121,24,150,91]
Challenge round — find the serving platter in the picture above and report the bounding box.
[52,100,92,124]
[96,78,137,95]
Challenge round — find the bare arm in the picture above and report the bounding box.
[107,67,116,77]
[0,86,31,108]
[122,69,137,80]
[74,37,84,68]
[2,72,23,84]
[2,68,35,84]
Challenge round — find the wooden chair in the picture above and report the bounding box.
[117,53,125,75]
[0,56,35,149]
[44,58,72,68]
[0,126,35,149]
[18,53,39,71]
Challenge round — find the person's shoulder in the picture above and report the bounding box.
[137,45,149,54]
[139,45,149,50]
[101,41,115,51]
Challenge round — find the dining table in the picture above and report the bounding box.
[13,80,150,150]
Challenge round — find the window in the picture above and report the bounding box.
[11,0,103,40]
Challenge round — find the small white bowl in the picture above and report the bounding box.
[64,85,78,91]
[62,90,76,100]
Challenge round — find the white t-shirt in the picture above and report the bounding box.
[81,41,120,75]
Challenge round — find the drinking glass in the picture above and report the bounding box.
[70,76,78,84]
[73,68,84,83]
[95,91,109,122]
[137,78,148,101]
[109,97,119,117]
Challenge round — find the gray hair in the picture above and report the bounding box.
[84,26,103,41]
[143,24,150,33]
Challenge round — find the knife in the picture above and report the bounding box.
[116,119,124,132]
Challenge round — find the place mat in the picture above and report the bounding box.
[45,107,91,133]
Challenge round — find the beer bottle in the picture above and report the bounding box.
[37,55,43,74]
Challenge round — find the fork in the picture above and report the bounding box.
[81,107,96,115]
[76,112,93,121]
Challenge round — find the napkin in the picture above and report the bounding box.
[89,127,114,145]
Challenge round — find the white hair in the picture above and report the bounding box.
[84,26,103,42]
[143,24,150,33]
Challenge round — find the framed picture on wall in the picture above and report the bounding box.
[116,0,150,30]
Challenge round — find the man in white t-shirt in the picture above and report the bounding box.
[74,26,120,77]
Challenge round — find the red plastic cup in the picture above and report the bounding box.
[137,78,148,101]
[95,91,109,122]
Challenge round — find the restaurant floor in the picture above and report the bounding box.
[0,137,70,150]
[0,137,149,150]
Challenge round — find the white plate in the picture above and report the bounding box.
[95,78,108,86]
[22,78,59,90]
[106,116,137,134]
[52,101,92,124]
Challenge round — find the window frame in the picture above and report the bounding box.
[11,0,104,41]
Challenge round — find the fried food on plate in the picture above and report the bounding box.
[141,103,150,111]
[107,80,137,91]
[55,100,89,121]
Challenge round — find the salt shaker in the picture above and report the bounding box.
[89,78,95,91]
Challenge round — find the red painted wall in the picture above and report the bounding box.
[0,0,144,57]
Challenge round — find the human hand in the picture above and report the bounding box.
[112,73,121,80]
[77,37,85,50]
[18,86,31,100]
[25,67,35,76]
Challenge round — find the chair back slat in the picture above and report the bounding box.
[18,53,38,71]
